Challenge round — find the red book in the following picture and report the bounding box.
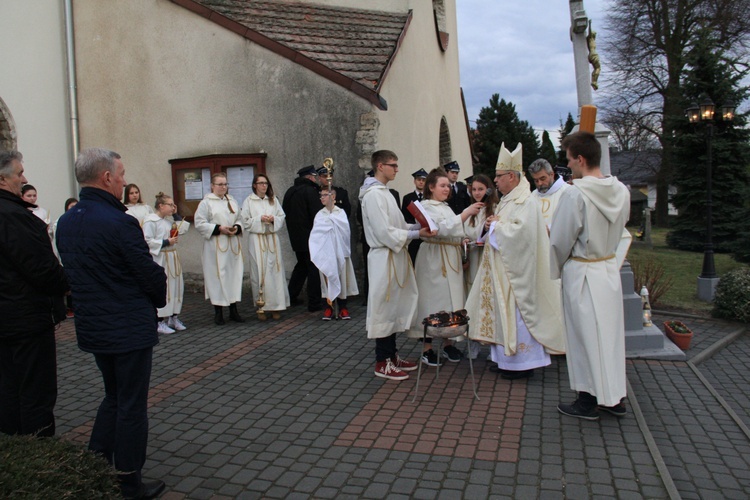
[407,201,437,231]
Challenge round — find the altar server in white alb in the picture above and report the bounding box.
[407,168,482,366]
[465,143,566,380]
[241,174,289,321]
[360,150,435,381]
[143,192,190,334]
[528,158,570,231]
[124,183,154,226]
[194,172,245,325]
[550,131,631,420]
[310,185,358,321]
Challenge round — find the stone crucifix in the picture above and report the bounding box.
[568,0,593,110]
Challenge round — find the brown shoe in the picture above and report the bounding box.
[271,312,281,320]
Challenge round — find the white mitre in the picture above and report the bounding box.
[495,142,523,172]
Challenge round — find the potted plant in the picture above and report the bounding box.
[664,320,693,350]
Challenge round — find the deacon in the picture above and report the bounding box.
[310,186,358,320]
[465,143,565,380]
[400,168,428,263]
[445,161,471,214]
[360,150,434,380]
[528,158,570,230]
[550,131,631,420]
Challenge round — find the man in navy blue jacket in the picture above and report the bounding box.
[57,148,167,499]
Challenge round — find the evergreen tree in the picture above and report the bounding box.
[556,113,576,166]
[540,130,557,166]
[667,30,750,253]
[473,94,540,178]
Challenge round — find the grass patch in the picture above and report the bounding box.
[626,227,748,314]
[0,434,120,498]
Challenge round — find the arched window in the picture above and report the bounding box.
[0,97,17,151]
[439,117,452,166]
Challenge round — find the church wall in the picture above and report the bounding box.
[72,0,370,275]
[375,0,473,197]
[0,0,76,222]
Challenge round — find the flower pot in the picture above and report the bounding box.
[664,321,693,350]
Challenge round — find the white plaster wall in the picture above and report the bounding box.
[73,0,370,275]
[376,0,473,196]
[0,1,76,221]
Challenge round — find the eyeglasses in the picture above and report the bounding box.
[255,181,268,185]
[320,193,332,198]
[163,202,176,207]
[213,183,228,187]
[381,163,398,168]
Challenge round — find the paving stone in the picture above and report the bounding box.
[50,299,749,498]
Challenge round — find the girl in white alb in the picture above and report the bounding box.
[408,168,483,367]
[21,184,50,225]
[241,174,290,321]
[143,193,190,334]
[124,183,154,226]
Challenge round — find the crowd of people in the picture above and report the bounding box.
[1,131,630,497]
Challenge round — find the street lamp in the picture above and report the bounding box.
[685,96,735,301]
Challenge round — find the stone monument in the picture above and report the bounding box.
[567,1,683,360]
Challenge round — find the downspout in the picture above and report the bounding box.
[63,0,79,183]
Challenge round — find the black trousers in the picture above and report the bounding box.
[288,250,322,309]
[90,347,153,497]
[0,330,57,437]
[375,334,398,362]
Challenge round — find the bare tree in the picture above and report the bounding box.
[602,0,750,226]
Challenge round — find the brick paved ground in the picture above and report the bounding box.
[53,294,748,499]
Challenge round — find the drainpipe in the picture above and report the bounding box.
[63,0,79,186]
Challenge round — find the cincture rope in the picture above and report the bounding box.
[163,248,182,304]
[571,254,615,263]
[385,249,413,302]
[215,234,242,280]
[424,240,462,277]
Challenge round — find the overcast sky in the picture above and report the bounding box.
[456,0,607,138]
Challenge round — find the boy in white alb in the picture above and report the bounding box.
[309,186,358,320]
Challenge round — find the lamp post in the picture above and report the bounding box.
[685,97,735,301]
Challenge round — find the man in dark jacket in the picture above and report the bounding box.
[445,161,471,214]
[57,148,167,499]
[0,150,69,438]
[282,165,323,311]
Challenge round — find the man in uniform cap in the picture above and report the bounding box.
[315,166,351,217]
[400,168,428,263]
[283,165,323,311]
[444,161,471,214]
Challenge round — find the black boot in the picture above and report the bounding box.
[558,391,599,420]
[229,303,245,323]
[214,306,225,326]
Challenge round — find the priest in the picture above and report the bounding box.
[465,143,566,380]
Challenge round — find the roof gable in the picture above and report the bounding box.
[170,0,412,110]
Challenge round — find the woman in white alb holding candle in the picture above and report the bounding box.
[241,174,289,321]
[143,192,190,334]
[124,183,154,226]
[194,172,245,325]
[409,168,483,366]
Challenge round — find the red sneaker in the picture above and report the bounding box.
[339,308,351,320]
[374,359,409,381]
[322,307,333,321]
[391,353,417,372]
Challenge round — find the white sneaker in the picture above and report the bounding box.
[168,316,186,331]
[469,340,481,360]
[157,321,175,334]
